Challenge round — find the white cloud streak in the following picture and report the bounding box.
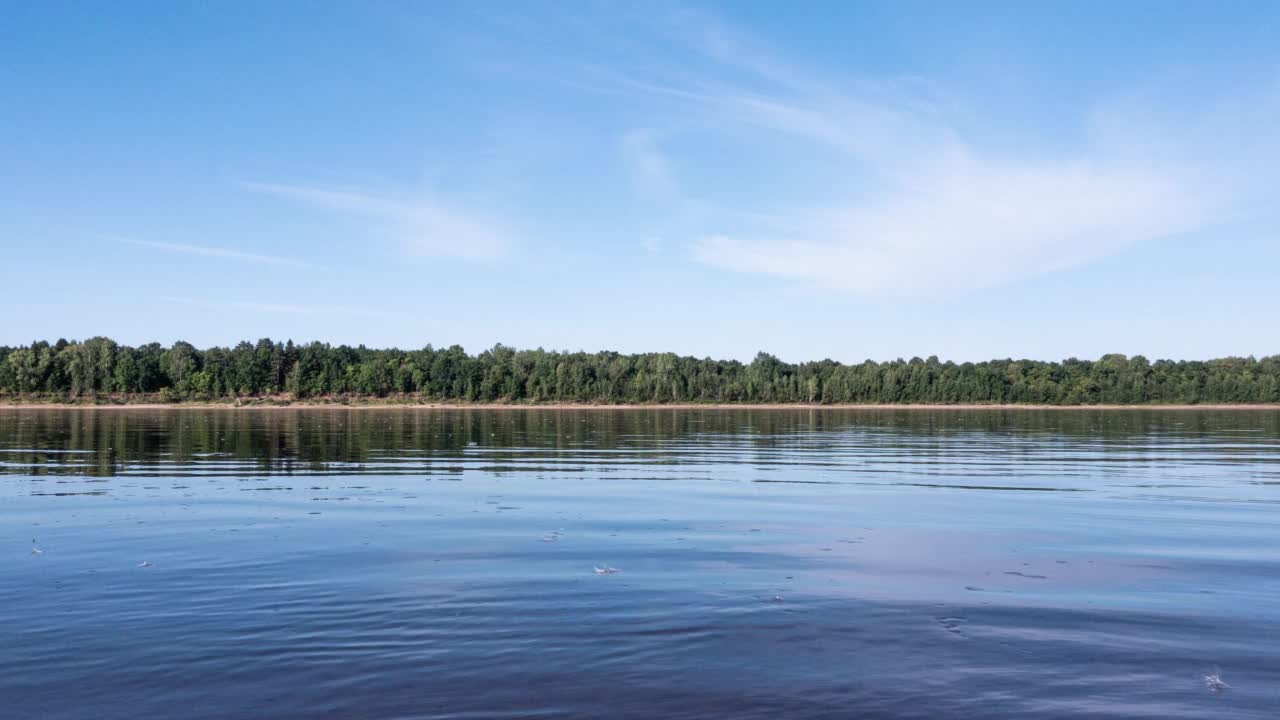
[695,154,1206,295]
[244,182,511,260]
[159,296,388,317]
[602,15,1275,296]
[122,238,319,269]
[621,129,677,200]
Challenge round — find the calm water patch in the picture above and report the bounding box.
[2,408,1278,718]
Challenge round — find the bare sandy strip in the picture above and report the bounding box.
[1,402,1277,411]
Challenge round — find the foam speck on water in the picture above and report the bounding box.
[1203,670,1229,692]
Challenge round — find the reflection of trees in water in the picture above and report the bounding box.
[0,408,1277,476]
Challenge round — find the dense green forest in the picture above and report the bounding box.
[0,338,1277,405]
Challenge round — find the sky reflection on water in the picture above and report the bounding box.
[2,408,1278,718]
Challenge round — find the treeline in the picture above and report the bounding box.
[1,338,1278,405]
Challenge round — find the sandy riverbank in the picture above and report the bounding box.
[1,401,1277,411]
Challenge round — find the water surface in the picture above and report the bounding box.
[2,408,1278,718]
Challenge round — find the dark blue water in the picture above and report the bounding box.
[2,408,1278,718]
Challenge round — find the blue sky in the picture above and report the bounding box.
[3,1,1278,361]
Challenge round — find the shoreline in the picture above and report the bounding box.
[1,401,1277,411]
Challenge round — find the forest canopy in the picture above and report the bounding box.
[1,338,1277,405]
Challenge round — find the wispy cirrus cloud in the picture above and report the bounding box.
[621,129,678,201]
[121,238,320,269]
[592,11,1277,296]
[694,159,1203,295]
[244,182,512,260]
[159,296,389,317]
[680,81,1227,295]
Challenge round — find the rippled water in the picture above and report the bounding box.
[2,408,1279,719]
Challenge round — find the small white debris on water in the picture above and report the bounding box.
[137,561,153,568]
[1204,671,1229,692]
[30,540,44,555]
[593,565,619,575]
